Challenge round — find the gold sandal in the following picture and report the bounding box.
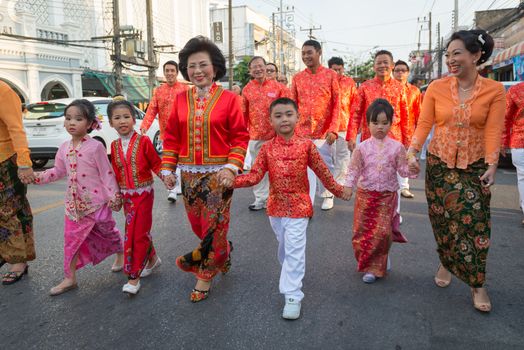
[434,264,451,288]
[471,288,491,313]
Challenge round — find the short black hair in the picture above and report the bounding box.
[64,99,97,133]
[366,98,394,124]
[328,57,344,68]
[269,97,298,115]
[374,50,394,62]
[178,36,226,81]
[266,62,278,74]
[163,60,179,71]
[107,98,136,120]
[447,29,494,65]
[249,56,266,67]
[302,40,321,51]
[394,60,409,71]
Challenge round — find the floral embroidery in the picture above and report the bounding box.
[502,82,524,148]
[337,75,357,132]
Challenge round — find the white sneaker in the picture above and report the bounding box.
[140,257,162,278]
[321,196,334,210]
[167,191,177,203]
[282,298,301,320]
[362,273,377,283]
[122,281,141,294]
[248,201,266,211]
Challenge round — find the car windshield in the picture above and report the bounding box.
[25,103,67,120]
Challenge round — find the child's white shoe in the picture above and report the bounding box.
[362,273,377,283]
[122,281,141,294]
[140,257,162,278]
[282,298,301,320]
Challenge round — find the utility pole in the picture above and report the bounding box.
[417,25,422,77]
[146,0,157,99]
[437,22,442,78]
[279,0,284,75]
[428,11,432,80]
[300,25,322,40]
[453,0,459,31]
[272,13,276,63]
[112,0,123,95]
[228,0,233,89]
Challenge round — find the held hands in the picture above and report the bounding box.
[217,168,235,189]
[479,164,497,188]
[341,186,353,201]
[325,132,338,145]
[347,140,356,152]
[18,167,36,184]
[162,173,177,190]
[407,149,420,175]
[109,195,123,212]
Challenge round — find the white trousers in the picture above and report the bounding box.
[512,148,524,215]
[396,173,409,214]
[269,216,309,301]
[168,168,182,196]
[333,131,351,185]
[307,139,335,204]
[248,140,269,204]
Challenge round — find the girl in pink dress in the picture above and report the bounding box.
[345,99,418,284]
[34,99,124,296]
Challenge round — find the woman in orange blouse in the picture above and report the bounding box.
[161,36,249,302]
[0,81,36,285]
[408,30,505,313]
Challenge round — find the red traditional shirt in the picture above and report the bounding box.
[111,132,161,191]
[234,134,344,218]
[338,75,357,132]
[404,82,422,146]
[242,78,290,140]
[142,82,189,140]
[291,65,340,139]
[161,84,249,172]
[346,77,409,146]
[502,82,524,149]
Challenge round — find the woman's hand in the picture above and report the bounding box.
[217,168,235,189]
[18,167,36,184]
[479,164,497,188]
[407,148,420,174]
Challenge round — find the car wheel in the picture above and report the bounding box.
[32,158,48,169]
[93,136,107,149]
[153,131,162,154]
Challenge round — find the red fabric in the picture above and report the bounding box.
[338,75,358,132]
[346,77,409,146]
[502,82,524,149]
[404,83,422,146]
[291,65,341,139]
[161,83,249,172]
[142,82,189,140]
[123,191,156,279]
[111,132,161,190]
[234,134,344,218]
[352,188,406,277]
[242,78,290,140]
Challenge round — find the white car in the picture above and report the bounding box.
[23,97,161,168]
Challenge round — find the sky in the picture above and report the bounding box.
[233,0,521,65]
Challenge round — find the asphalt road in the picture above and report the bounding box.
[2,161,524,350]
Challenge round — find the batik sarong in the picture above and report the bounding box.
[176,171,233,281]
[0,155,35,263]
[425,153,491,287]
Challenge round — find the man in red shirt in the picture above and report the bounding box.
[328,57,357,185]
[242,56,290,210]
[291,40,340,210]
[141,60,188,203]
[393,60,421,199]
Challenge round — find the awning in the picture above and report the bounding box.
[82,71,153,102]
[492,41,524,65]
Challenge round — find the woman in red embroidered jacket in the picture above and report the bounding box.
[161,36,249,302]
[108,98,163,295]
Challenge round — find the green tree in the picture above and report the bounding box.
[348,55,375,82]
[233,56,252,88]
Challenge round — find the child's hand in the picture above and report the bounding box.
[341,186,353,201]
[163,174,176,190]
[216,168,235,189]
[18,168,36,184]
[109,197,122,211]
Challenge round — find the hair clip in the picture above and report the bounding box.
[478,34,485,45]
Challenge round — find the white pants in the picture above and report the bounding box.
[168,168,182,196]
[269,216,309,301]
[248,140,269,204]
[333,131,351,185]
[307,139,335,204]
[396,173,409,214]
[420,126,434,160]
[512,148,524,215]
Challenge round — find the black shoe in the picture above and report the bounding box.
[248,202,266,211]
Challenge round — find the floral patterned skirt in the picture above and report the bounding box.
[176,171,233,281]
[425,153,491,288]
[0,155,35,263]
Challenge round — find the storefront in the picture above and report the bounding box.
[492,41,524,81]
